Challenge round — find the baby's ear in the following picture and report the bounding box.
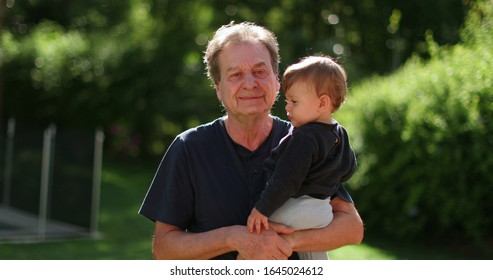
[319,94,332,112]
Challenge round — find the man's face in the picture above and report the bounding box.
[214,42,280,119]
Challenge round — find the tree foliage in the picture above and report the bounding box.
[0,0,471,157]
[336,0,493,250]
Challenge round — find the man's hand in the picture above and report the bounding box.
[229,225,293,259]
[269,222,295,235]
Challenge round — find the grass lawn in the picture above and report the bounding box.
[0,156,488,260]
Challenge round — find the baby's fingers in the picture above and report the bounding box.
[262,218,269,231]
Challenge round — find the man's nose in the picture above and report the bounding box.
[243,72,256,89]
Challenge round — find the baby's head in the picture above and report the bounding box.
[282,55,347,112]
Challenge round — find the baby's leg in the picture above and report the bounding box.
[269,195,333,230]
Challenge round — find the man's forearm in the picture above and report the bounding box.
[153,221,294,260]
[153,222,237,260]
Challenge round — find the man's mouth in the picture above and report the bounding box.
[239,95,262,101]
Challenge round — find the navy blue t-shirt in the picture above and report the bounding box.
[139,116,352,259]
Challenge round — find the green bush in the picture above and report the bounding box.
[337,0,493,246]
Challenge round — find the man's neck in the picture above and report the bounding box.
[224,114,274,151]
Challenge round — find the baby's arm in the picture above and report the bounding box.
[247,208,270,233]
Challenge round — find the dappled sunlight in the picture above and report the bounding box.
[330,244,396,260]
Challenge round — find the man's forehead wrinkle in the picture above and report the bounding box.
[226,61,268,73]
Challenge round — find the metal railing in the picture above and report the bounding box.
[0,118,104,242]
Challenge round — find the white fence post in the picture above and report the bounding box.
[38,124,56,240]
[90,128,104,238]
[2,118,15,208]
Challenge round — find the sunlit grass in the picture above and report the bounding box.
[330,244,395,260]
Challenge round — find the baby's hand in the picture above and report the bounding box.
[247,208,269,233]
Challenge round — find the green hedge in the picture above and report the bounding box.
[337,1,493,246]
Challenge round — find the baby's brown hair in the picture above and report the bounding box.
[282,56,347,112]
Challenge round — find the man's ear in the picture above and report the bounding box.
[214,83,222,101]
[276,75,280,92]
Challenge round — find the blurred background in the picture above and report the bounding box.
[0,0,491,259]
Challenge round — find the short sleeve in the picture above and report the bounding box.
[139,136,194,229]
[331,185,354,204]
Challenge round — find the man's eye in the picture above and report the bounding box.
[254,69,267,77]
[228,72,243,81]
